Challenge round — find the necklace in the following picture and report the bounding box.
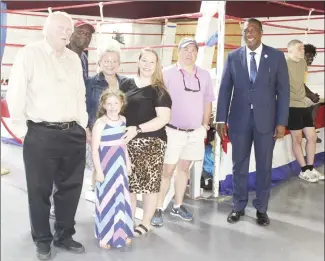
[106,115,120,122]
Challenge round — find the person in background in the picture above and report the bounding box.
[121,48,172,236]
[6,11,88,260]
[286,39,324,182]
[67,20,95,81]
[216,18,289,226]
[151,38,215,227]
[85,44,129,202]
[91,88,133,249]
[303,44,322,143]
[50,19,95,219]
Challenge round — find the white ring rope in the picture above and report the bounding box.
[305,8,315,43]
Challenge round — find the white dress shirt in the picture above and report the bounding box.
[246,43,263,109]
[216,43,264,123]
[6,39,88,137]
[246,43,263,77]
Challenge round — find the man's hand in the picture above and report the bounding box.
[273,125,286,140]
[311,93,320,103]
[20,136,25,144]
[216,123,227,140]
[307,92,320,103]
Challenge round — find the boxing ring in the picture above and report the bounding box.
[1,1,324,207]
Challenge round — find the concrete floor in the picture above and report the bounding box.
[1,143,324,261]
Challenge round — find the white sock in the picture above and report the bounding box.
[173,204,181,209]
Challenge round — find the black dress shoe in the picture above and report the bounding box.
[256,211,270,226]
[227,210,245,224]
[36,242,51,261]
[53,237,85,253]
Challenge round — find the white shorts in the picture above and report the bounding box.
[164,125,206,165]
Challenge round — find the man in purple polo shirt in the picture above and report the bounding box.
[151,38,215,226]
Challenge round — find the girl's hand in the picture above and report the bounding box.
[95,171,105,182]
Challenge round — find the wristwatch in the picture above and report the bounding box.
[136,125,142,133]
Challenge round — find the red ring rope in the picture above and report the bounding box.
[3,24,325,37]
[0,1,131,13]
[226,16,325,24]
[268,1,325,14]
[2,6,323,33]
[225,14,324,32]
[1,44,324,53]
[0,116,22,144]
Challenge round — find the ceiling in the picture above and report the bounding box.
[2,1,325,20]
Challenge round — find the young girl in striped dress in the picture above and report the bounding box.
[91,88,133,249]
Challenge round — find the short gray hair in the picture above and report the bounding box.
[97,44,121,63]
[42,11,74,37]
[287,39,303,50]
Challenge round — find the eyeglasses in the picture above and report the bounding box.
[180,69,201,92]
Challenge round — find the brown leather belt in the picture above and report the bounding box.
[28,120,77,130]
[167,124,194,132]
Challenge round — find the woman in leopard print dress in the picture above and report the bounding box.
[120,48,172,236]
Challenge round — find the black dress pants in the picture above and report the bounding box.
[23,121,86,244]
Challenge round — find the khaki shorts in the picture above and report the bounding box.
[164,125,206,165]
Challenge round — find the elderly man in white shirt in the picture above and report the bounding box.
[6,11,88,260]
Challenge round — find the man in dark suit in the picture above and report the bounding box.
[216,18,289,226]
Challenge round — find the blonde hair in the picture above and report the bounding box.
[42,11,74,37]
[96,89,126,118]
[137,48,166,96]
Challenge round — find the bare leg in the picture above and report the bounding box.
[290,130,306,167]
[130,193,137,222]
[156,164,177,208]
[174,160,192,206]
[142,193,159,228]
[302,127,317,165]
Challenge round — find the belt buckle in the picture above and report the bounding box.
[61,122,69,130]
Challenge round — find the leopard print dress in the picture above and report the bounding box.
[127,137,166,194]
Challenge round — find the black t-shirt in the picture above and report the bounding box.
[121,79,172,141]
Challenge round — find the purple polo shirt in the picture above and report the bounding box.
[163,64,215,129]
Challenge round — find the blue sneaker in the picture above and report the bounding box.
[151,209,164,227]
[170,205,193,221]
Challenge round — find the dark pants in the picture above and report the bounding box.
[229,111,275,213]
[23,121,86,244]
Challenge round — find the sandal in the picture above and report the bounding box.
[134,224,150,237]
[99,243,111,249]
[126,238,132,245]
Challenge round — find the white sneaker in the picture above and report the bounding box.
[299,170,318,183]
[311,168,324,181]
